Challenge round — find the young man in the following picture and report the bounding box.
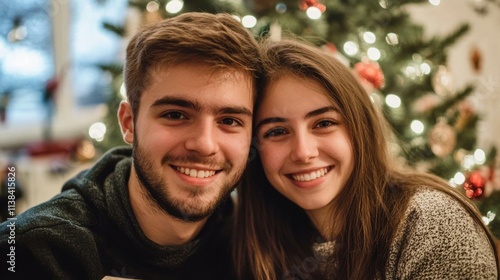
[0,12,261,279]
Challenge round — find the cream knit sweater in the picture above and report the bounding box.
[313,189,498,279]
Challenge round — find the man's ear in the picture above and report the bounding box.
[118,101,134,145]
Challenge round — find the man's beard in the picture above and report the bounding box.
[132,140,242,222]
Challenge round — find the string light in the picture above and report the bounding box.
[483,211,496,226]
[385,33,399,46]
[241,15,257,28]
[367,47,381,61]
[462,155,475,170]
[404,65,418,79]
[89,122,107,142]
[420,62,431,75]
[385,94,401,108]
[410,120,424,134]
[165,0,183,14]
[363,32,376,44]
[343,41,359,56]
[306,6,322,19]
[453,171,466,185]
[275,3,287,14]
[474,148,486,164]
[146,1,160,12]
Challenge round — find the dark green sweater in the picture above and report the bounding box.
[0,147,235,280]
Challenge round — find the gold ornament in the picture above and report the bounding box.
[74,140,96,162]
[428,118,457,157]
[454,101,475,132]
[470,46,482,74]
[432,65,455,96]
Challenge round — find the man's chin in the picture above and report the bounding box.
[163,196,220,222]
[167,206,214,223]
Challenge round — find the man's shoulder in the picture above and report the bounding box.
[0,188,95,239]
[0,188,105,279]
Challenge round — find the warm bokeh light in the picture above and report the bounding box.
[165,0,183,14]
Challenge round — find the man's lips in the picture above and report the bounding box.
[173,165,219,179]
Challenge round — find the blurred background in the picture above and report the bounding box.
[0,0,499,237]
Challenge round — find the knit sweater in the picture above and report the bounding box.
[0,147,235,280]
[313,189,498,279]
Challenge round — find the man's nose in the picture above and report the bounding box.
[184,120,220,156]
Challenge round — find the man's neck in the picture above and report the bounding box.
[128,173,208,246]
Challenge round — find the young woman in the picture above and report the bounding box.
[234,38,499,280]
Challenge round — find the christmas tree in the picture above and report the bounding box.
[97,0,499,237]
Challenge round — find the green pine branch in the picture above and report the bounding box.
[102,22,125,37]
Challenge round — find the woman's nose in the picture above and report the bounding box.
[289,131,318,163]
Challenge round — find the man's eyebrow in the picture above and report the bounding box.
[150,96,200,111]
[255,106,338,130]
[217,107,253,117]
[150,96,252,116]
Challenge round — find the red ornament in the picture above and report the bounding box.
[299,0,326,12]
[43,64,68,103]
[300,0,317,9]
[354,61,385,90]
[323,42,337,53]
[463,171,486,199]
[44,76,59,103]
[470,46,482,74]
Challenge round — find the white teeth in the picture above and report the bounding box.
[291,168,328,182]
[177,167,216,178]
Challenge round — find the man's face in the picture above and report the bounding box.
[124,63,253,222]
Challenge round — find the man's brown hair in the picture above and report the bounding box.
[124,12,261,116]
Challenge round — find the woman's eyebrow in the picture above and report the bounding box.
[255,106,338,130]
[305,106,338,118]
[255,117,286,130]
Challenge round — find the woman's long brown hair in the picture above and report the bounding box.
[233,38,498,280]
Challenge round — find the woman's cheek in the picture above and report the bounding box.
[259,144,284,171]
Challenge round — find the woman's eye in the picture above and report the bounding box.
[220,118,242,127]
[315,120,336,128]
[161,112,186,120]
[263,127,287,138]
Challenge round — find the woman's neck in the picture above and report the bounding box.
[306,206,337,242]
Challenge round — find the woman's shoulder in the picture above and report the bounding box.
[401,187,477,231]
[386,187,498,279]
[406,187,463,215]
[309,188,494,278]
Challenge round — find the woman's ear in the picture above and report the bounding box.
[117,101,134,145]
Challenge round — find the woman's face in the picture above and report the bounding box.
[255,76,354,221]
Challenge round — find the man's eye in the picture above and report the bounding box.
[161,112,186,120]
[263,127,287,138]
[220,118,242,126]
